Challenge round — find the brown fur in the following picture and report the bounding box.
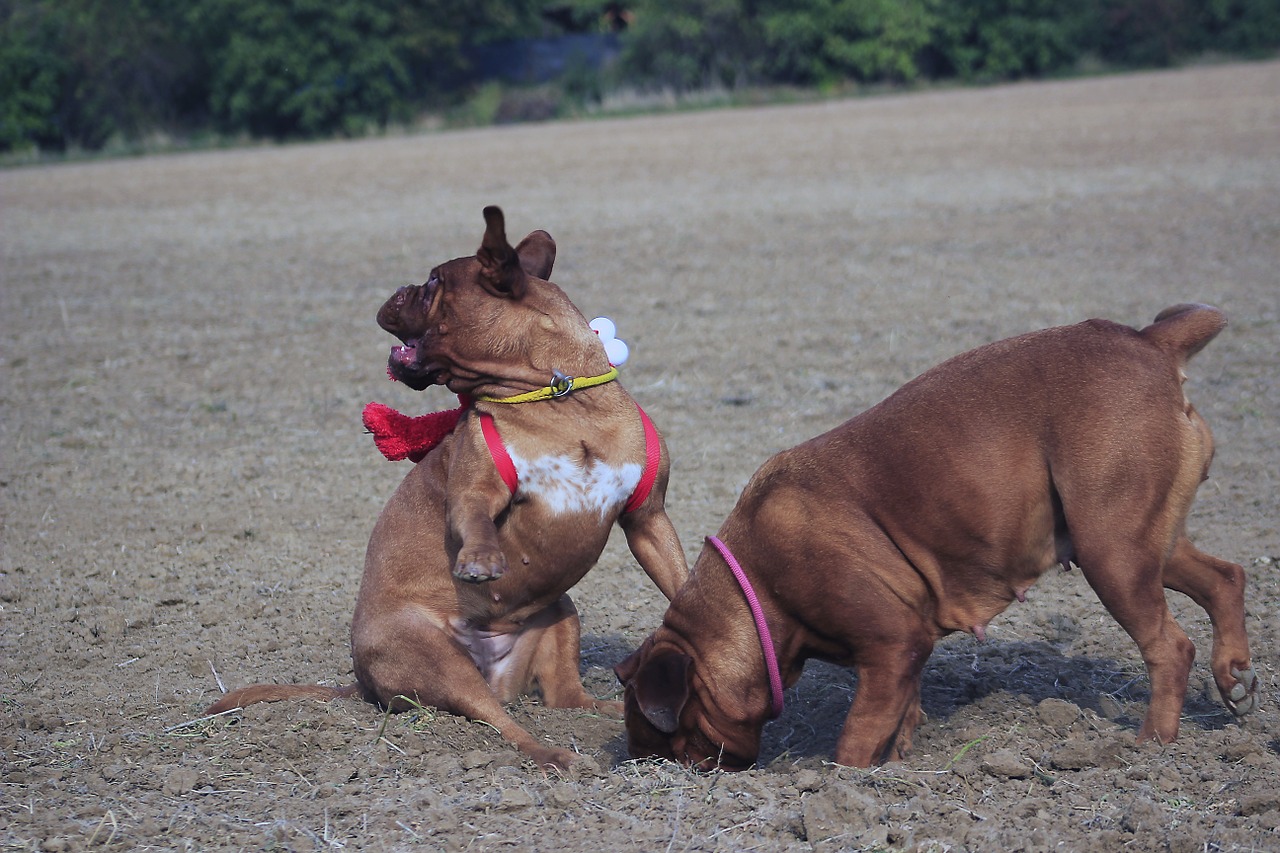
[208,208,688,769]
[617,304,1257,769]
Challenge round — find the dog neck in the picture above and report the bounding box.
[706,536,784,718]
[474,366,619,404]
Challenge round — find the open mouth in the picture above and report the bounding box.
[379,280,444,390]
[390,339,419,369]
[386,339,443,390]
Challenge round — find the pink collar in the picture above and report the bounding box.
[706,535,784,718]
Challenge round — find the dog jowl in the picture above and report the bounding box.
[617,304,1257,769]
[208,207,688,770]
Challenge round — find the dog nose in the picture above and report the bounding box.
[388,284,423,313]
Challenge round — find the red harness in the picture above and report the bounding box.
[363,399,661,514]
[477,403,661,513]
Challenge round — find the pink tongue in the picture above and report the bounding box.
[387,342,417,381]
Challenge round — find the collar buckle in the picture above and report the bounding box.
[549,370,575,398]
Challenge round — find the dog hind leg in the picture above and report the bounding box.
[1161,536,1257,716]
[520,595,624,716]
[1072,541,1196,744]
[354,606,580,770]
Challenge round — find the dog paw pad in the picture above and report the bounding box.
[1226,666,1259,716]
[453,561,506,583]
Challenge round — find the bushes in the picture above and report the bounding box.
[1203,0,1280,55]
[0,0,537,151]
[925,0,1099,81]
[192,1,418,138]
[619,0,1093,89]
[619,0,760,90]
[0,0,202,151]
[619,0,1280,90]
[0,4,65,151]
[2,0,1278,154]
[758,0,939,85]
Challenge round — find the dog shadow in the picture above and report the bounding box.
[584,632,1245,769]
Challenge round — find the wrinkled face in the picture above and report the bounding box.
[375,206,557,393]
[616,637,761,772]
[376,257,476,390]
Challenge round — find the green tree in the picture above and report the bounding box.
[1,0,196,151]
[1202,0,1280,54]
[0,0,557,151]
[187,0,553,139]
[0,1,65,150]
[190,0,411,139]
[929,0,1098,81]
[619,0,760,90]
[759,0,937,84]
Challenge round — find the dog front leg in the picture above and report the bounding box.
[526,595,624,716]
[447,459,516,583]
[620,508,690,600]
[836,638,933,767]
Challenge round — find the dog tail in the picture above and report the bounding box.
[206,682,362,715]
[1141,303,1227,362]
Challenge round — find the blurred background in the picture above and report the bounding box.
[2,0,1278,158]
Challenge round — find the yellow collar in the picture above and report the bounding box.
[476,366,619,404]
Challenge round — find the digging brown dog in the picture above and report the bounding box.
[617,304,1257,769]
[208,207,688,769]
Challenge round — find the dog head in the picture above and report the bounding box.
[378,206,604,394]
[615,634,763,771]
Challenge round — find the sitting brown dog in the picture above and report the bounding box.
[208,207,688,769]
[617,304,1257,769]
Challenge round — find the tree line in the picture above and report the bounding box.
[2,0,1277,154]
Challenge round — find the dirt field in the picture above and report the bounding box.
[3,60,1279,851]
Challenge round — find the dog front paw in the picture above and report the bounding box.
[454,550,508,583]
[529,744,582,773]
[590,698,624,719]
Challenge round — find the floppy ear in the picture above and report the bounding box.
[476,206,528,299]
[617,647,693,734]
[515,230,556,281]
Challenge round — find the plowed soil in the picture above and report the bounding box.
[3,60,1278,851]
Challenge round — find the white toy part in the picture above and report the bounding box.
[590,316,629,367]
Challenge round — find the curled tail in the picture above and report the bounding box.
[1141,303,1227,362]
[206,682,363,715]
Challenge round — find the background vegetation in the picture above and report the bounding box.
[2,0,1278,154]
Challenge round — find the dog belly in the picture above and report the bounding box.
[929,540,1065,638]
[448,620,528,696]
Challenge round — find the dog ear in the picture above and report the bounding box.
[623,648,693,734]
[515,230,556,281]
[476,206,528,299]
[613,640,650,683]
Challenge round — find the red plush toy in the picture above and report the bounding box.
[361,398,470,463]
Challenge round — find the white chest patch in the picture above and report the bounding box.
[507,451,642,518]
